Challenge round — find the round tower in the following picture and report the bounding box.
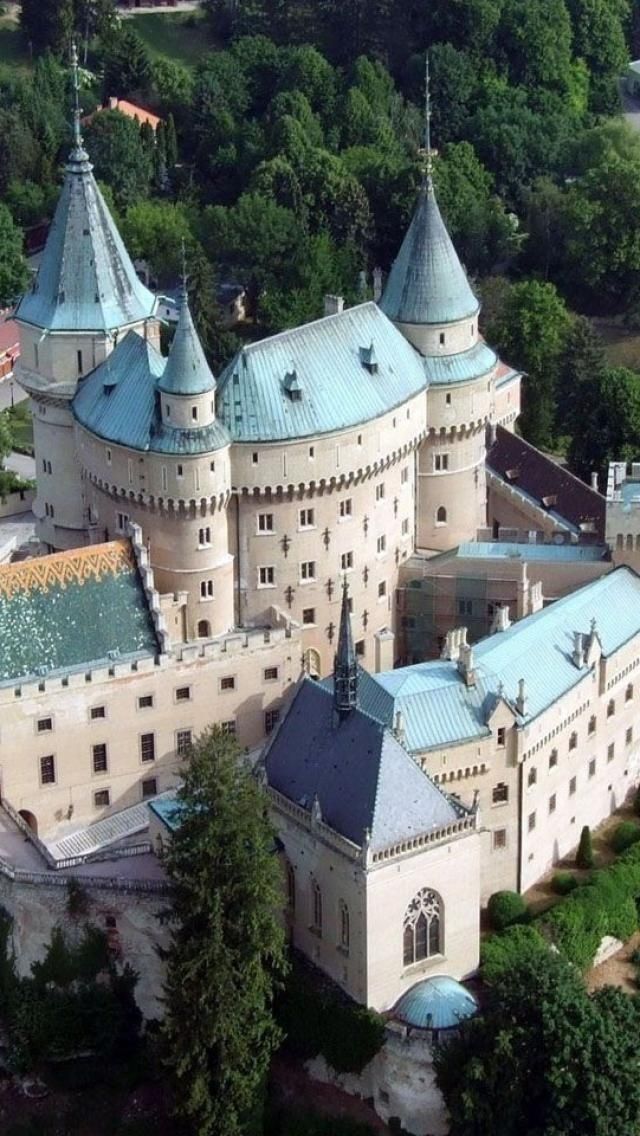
[14,47,158,552]
[379,176,496,551]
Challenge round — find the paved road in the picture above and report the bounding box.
[0,375,28,412]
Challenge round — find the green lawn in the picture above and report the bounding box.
[129,10,212,67]
[7,401,34,453]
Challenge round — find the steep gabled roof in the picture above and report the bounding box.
[16,146,156,334]
[379,182,479,328]
[264,678,463,851]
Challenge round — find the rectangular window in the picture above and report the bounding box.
[549,793,556,814]
[94,789,110,808]
[589,758,596,778]
[106,447,112,465]
[198,527,211,546]
[258,566,275,587]
[127,459,133,485]
[220,676,236,692]
[528,811,536,832]
[378,580,387,598]
[355,639,365,657]
[300,560,316,581]
[77,349,83,375]
[200,580,214,599]
[257,513,274,533]
[37,717,52,733]
[339,499,352,519]
[492,782,509,804]
[299,508,315,528]
[40,755,55,785]
[375,483,385,502]
[492,828,507,850]
[138,694,154,709]
[161,466,168,491]
[176,464,184,478]
[341,551,353,571]
[401,518,409,536]
[608,742,615,762]
[376,535,386,554]
[264,666,279,682]
[434,453,449,471]
[497,726,506,747]
[265,708,281,735]
[176,729,192,757]
[569,776,577,796]
[458,599,473,617]
[90,706,106,720]
[221,720,236,735]
[626,726,633,746]
[142,777,157,799]
[140,733,156,763]
[401,466,409,484]
[92,743,108,774]
[302,607,315,625]
[252,452,259,464]
[175,687,191,703]
[116,512,129,534]
[549,749,558,769]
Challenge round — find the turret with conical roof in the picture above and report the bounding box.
[157,285,218,432]
[334,579,358,720]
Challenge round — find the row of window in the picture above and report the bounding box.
[493,736,631,807]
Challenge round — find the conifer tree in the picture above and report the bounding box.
[165,113,178,170]
[576,824,594,869]
[161,727,288,1136]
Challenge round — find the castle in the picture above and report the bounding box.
[1,59,637,1042]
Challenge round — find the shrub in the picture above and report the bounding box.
[633,787,640,817]
[576,825,594,869]
[487,890,528,931]
[553,871,579,895]
[481,924,548,984]
[610,821,640,854]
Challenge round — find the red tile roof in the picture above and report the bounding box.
[0,317,19,359]
[84,98,162,131]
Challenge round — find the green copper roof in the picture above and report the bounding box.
[423,339,496,385]
[380,182,479,328]
[217,302,427,442]
[73,330,230,455]
[0,541,159,685]
[16,146,156,333]
[158,289,216,396]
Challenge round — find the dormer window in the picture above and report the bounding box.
[192,406,198,421]
[359,343,378,374]
[284,367,302,401]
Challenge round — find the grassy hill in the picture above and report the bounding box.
[126,9,211,67]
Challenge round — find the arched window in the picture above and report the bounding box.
[339,900,350,952]
[286,862,295,911]
[436,506,447,525]
[617,533,624,550]
[527,766,537,787]
[627,534,634,551]
[626,683,634,703]
[607,699,615,718]
[311,877,322,935]
[402,888,442,967]
[304,647,322,679]
[197,619,210,638]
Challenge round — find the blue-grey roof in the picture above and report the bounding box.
[217,302,427,442]
[0,540,159,685]
[454,542,608,563]
[157,290,216,396]
[423,339,496,385]
[148,792,184,833]
[358,567,640,752]
[393,976,478,1031]
[16,149,156,333]
[379,182,479,328]
[73,331,230,455]
[264,678,463,852]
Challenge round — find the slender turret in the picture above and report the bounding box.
[334,579,358,720]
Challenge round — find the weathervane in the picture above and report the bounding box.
[419,52,435,185]
[180,237,189,298]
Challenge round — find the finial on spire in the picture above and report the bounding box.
[180,237,189,299]
[334,576,358,721]
[70,41,83,153]
[420,51,434,189]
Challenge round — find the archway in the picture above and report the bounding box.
[19,810,38,836]
[197,620,211,639]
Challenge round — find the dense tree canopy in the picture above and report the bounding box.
[0,204,29,308]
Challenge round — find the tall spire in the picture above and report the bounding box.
[334,578,358,721]
[68,42,91,171]
[423,52,433,188]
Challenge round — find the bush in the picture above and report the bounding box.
[487,890,528,932]
[633,787,640,817]
[553,871,579,895]
[576,825,594,869]
[609,821,640,854]
[481,924,548,984]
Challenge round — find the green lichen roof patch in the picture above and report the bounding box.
[0,541,159,684]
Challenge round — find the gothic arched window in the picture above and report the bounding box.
[403,888,442,967]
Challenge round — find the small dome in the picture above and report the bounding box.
[393,976,477,1031]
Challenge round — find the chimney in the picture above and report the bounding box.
[573,631,584,668]
[441,626,468,662]
[372,267,383,302]
[324,295,344,317]
[458,642,476,687]
[516,678,528,716]
[490,605,511,634]
[591,471,599,491]
[108,96,118,110]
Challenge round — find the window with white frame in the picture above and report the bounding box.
[341,551,353,571]
[376,535,386,554]
[116,512,129,533]
[434,453,449,471]
[258,566,275,586]
[299,508,315,528]
[375,483,385,502]
[198,526,211,546]
[339,498,353,519]
[200,580,214,599]
[300,560,316,581]
[257,513,274,533]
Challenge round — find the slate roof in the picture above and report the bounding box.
[379,182,479,329]
[217,302,427,442]
[73,331,230,455]
[157,290,217,397]
[356,567,640,752]
[0,541,159,684]
[16,145,156,333]
[264,677,464,851]
[488,425,605,541]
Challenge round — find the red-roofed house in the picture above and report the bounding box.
[85,98,163,132]
[0,316,19,381]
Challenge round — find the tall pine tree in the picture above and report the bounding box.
[161,727,288,1136]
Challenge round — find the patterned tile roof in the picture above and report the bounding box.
[379,182,479,328]
[358,567,640,752]
[217,302,427,442]
[16,148,156,333]
[73,331,230,455]
[264,677,463,851]
[0,540,159,684]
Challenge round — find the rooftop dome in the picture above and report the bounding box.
[157,288,216,397]
[393,976,478,1031]
[379,181,479,328]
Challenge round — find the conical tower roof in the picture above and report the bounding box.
[157,288,216,396]
[379,180,479,328]
[16,52,155,334]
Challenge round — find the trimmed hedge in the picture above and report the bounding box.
[487,890,528,932]
[481,924,548,984]
[609,821,640,854]
[552,871,579,896]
